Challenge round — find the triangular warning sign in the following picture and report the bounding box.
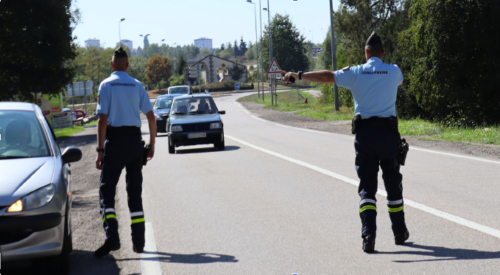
[267,58,282,73]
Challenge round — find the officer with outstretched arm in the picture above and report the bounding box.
[281,32,409,253]
[94,47,156,258]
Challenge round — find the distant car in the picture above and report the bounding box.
[71,109,86,120]
[153,94,177,136]
[0,102,82,274]
[167,94,225,153]
[168,85,191,96]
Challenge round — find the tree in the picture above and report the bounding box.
[145,56,172,90]
[221,43,225,51]
[176,54,187,76]
[245,46,255,60]
[233,40,239,56]
[0,0,77,101]
[400,0,500,126]
[229,65,245,81]
[262,14,309,73]
[239,37,248,56]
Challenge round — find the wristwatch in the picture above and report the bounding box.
[298,71,303,80]
[96,147,104,153]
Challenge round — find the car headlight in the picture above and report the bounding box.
[210,122,222,129]
[171,125,183,132]
[7,184,56,212]
[154,113,163,120]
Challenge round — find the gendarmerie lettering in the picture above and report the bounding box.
[110,83,136,87]
[361,71,388,75]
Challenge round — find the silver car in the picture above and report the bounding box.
[0,102,82,274]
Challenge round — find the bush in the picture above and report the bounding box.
[318,84,353,107]
[168,75,184,86]
[191,82,253,92]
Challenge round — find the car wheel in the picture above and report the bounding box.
[214,136,225,151]
[46,201,72,274]
[168,136,175,154]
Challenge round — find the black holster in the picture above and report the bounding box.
[351,114,362,134]
[142,142,150,166]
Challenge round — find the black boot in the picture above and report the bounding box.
[94,240,120,258]
[395,230,410,245]
[362,236,376,253]
[133,244,144,253]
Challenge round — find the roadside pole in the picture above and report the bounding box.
[329,0,339,111]
[83,81,88,115]
[197,63,201,94]
[71,84,75,111]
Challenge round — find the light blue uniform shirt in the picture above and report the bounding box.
[96,71,153,127]
[333,57,403,119]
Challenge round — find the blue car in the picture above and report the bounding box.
[153,94,178,136]
[0,102,82,274]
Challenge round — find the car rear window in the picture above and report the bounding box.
[0,110,50,159]
[169,87,189,95]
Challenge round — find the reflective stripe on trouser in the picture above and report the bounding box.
[355,124,408,238]
[100,136,144,246]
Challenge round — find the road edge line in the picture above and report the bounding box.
[141,222,163,275]
[225,134,500,239]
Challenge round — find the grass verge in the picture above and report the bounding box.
[54,120,97,143]
[238,91,500,145]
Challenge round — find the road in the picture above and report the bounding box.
[136,93,500,274]
[6,93,500,274]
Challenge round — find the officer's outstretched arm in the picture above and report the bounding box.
[145,110,156,161]
[281,70,336,84]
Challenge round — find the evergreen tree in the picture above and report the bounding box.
[239,37,248,56]
[221,43,225,51]
[233,40,239,56]
[176,54,187,76]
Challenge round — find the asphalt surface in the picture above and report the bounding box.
[5,93,500,274]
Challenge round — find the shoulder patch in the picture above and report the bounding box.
[342,66,350,71]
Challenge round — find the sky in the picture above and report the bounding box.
[72,0,341,50]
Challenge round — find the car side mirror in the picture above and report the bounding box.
[62,146,82,163]
[218,110,226,115]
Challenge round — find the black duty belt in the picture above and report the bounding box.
[106,126,141,140]
[352,115,398,134]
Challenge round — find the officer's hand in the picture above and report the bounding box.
[280,70,298,86]
[147,146,155,161]
[96,152,103,170]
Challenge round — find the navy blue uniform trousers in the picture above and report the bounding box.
[354,119,407,239]
[99,126,145,247]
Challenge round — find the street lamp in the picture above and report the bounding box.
[140,34,150,48]
[247,0,261,99]
[118,18,125,46]
[329,0,339,111]
[263,3,274,104]
[309,30,314,43]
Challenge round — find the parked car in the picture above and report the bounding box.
[72,109,86,120]
[153,94,177,136]
[167,94,225,153]
[168,85,191,96]
[0,102,82,274]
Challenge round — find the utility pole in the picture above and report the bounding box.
[329,0,339,111]
[259,0,264,101]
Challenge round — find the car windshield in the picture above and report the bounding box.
[155,97,173,109]
[169,87,189,95]
[0,110,50,159]
[171,98,217,115]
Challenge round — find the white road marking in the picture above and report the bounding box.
[411,146,500,165]
[235,98,500,164]
[141,222,163,275]
[225,134,500,239]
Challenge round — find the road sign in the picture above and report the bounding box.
[267,58,282,79]
[234,83,240,90]
[67,81,93,97]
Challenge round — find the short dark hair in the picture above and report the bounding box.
[365,44,384,58]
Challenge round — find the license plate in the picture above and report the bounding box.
[188,133,207,139]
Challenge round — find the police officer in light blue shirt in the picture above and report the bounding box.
[94,47,157,258]
[282,32,409,253]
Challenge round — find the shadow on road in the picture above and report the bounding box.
[1,250,120,275]
[175,146,240,154]
[60,134,97,148]
[377,242,500,263]
[120,251,239,264]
